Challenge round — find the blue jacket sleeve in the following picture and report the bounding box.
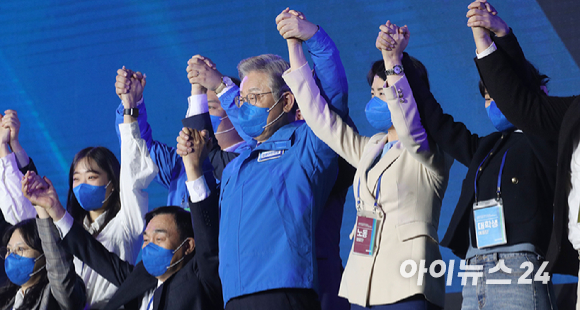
[305,27,349,119]
[115,100,181,190]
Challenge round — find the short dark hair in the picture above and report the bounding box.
[478,59,549,98]
[66,147,121,237]
[367,56,430,90]
[145,206,194,241]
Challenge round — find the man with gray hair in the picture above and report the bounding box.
[178,9,349,310]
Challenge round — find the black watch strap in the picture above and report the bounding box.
[123,108,139,118]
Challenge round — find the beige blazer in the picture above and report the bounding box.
[284,63,452,307]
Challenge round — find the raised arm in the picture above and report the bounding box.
[182,58,241,180]
[178,128,223,308]
[467,1,573,139]
[283,41,369,168]
[186,55,252,143]
[115,68,185,193]
[277,9,348,118]
[116,72,159,239]
[378,23,449,173]
[22,175,135,287]
[36,216,86,310]
[0,113,36,224]
[3,110,30,169]
[403,52,481,167]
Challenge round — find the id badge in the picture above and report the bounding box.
[257,150,284,162]
[473,198,507,248]
[352,210,382,256]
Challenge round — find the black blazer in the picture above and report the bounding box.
[474,30,580,276]
[60,189,223,310]
[403,52,557,260]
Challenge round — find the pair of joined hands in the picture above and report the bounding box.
[21,170,64,220]
[0,110,21,147]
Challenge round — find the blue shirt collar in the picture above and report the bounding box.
[239,121,304,152]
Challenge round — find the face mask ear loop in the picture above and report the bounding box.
[166,239,190,270]
[263,94,287,129]
[215,126,236,135]
[29,253,46,277]
[102,180,114,204]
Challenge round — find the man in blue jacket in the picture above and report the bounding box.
[178,10,349,310]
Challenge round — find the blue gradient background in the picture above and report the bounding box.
[2,0,579,293]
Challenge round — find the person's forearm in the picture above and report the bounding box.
[0,143,10,158]
[472,28,493,54]
[45,201,66,222]
[10,140,30,168]
[124,115,136,124]
[383,53,403,88]
[184,162,203,181]
[288,40,307,71]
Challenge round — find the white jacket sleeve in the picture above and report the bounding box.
[0,152,36,224]
[386,75,449,175]
[118,122,159,238]
[567,142,580,250]
[283,62,369,169]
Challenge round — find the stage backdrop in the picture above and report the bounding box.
[2,0,579,293]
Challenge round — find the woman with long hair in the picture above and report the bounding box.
[0,74,158,308]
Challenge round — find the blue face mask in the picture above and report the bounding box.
[73,181,112,211]
[365,96,393,132]
[5,253,44,286]
[210,115,223,132]
[210,115,234,135]
[238,95,284,138]
[486,100,516,132]
[142,239,188,277]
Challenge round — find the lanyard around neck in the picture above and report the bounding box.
[357,174,384,212]
[474,149,510,203]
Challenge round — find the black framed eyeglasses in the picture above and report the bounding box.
[234,91,274,108]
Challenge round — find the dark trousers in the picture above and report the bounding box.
[225,288,322,310]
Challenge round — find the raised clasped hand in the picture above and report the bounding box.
[187,55,222,92]
[466,0,508,37]
[2,110,21,146]
[176,128,213,168]
[116,66,146,108]
[0,114,11,145]
[21,171,60,212]
[276,8,317,45]
[376,21,410,60]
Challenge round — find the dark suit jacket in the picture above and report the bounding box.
[474,30,580,276]
[403,52,557,260]
[60,189,223,310]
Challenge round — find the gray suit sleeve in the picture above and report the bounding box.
[36,218,86,310]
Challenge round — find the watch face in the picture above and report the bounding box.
[394,66,402,74]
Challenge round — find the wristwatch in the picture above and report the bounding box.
[385,65,404,76]
[123,108,139,118]
[214,76,234,94]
